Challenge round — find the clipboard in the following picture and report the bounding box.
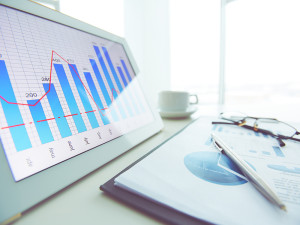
[100,117,300,225]
[100,119,212,225]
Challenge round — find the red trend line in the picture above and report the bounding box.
[64,114,78,118]
[0,50,124,130]
[37,118,55,123]
[0,51,54,106]
[85,110,96,114]
[53,51,112,118]
[0,50,107,112]
[1,123,25,130]
[110,87,120,102]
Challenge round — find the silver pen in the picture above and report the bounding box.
[211,132,287,211]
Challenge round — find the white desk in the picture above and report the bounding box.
[12,104,299,225]
[13,110,207,225]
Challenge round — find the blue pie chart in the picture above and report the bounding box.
[184,151,249,186]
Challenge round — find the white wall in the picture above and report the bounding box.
[124,0,171,107]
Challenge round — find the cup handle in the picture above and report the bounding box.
[189,94,198,105]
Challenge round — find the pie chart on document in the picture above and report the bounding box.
[184,151,254,186]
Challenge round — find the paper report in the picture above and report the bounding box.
[115,117,300,225]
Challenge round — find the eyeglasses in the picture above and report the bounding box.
[212,112,300,147]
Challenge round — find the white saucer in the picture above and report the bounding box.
[158,105,198,119]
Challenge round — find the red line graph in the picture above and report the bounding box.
[37,118,55,123]
[1,123,25,129]
[64,114,78,118]
[0,50,121,130]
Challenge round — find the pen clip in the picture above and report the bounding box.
[212,138,224,153]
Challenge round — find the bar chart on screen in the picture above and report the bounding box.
[0,6,154,181]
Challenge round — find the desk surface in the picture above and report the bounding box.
[14,111,205,225]
[13,104,299,225]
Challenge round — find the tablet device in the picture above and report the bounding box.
[0,1,163,223]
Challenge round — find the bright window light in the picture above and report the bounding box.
[170,0,300,105]
[226,0,300,104]
[59,0,124,37]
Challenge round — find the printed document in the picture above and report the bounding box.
[115,117,300,225]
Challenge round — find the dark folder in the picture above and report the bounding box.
[100,119,213,225]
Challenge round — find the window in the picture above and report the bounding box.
[170,0,300,105]
[226,0,300,104]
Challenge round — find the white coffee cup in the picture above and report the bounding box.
[158,90,198,112]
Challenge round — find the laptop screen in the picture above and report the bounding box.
[0,5,154,181]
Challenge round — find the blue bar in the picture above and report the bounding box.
[117,66,128,87]
[84,72,110,125]
[93,45,127,119]
[121,59,132,82]
[121,59,145,112]
[54,64,87,133]
[218,126,223,132]
[262,151,271,155]
[68,64,99,129]
[27,100,54,144]
[117,66,139,115]
[0,60,32,151]
[93,46,118,99]
[106,66,134,117]
[43,83,72,138]
[102,47,124,92]
[254,132,260,137]
[272,146,284,157]
[100,47,135,117]
[89,59,119,121]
